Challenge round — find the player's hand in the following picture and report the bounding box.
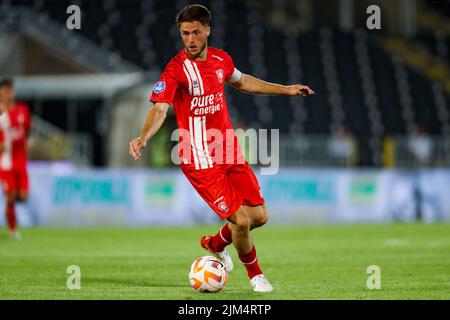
[129,137,146,161]
[286,84,315,96]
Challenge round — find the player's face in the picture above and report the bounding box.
[0,86,14,112]
[179,21,210,58]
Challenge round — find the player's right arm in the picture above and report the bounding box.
[129,61,179,161]
[129,102,169,161]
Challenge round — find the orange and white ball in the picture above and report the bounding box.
[188,256,228,293]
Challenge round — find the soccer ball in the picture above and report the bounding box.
[188,256,228,293]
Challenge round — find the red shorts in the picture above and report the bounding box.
[181,162,265,219]
[0,168,29,194]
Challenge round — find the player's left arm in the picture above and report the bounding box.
[229,73,315,97]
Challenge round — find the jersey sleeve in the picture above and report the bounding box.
[223,52,242,84]
[149,62,179,105]
[223,52,236,83]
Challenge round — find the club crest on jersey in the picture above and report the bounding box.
[217,201,229,214]
[153,81,166,94]
[216,69,224,84]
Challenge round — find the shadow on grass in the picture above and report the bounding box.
[83,277,187,288]
[0,233,22,242]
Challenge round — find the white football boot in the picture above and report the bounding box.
[201,236,234,272]
[250,274,273,293]
[9,230,22,241]
[216,249,233,272]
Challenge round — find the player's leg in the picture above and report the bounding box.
[203,204,268,275]
[186,164,269,287]
[201,222,232,253]
[201,164,268,271]
[206,204,268,251]
[182,166,236,271]
[16,190,28,202]
[7,169,28,240]
[1,171,19,238]
[225,164,272,291]
[200,222,235,272]
[16,168,29,202]
[244,204,269,230]
[5,192,16,228]
[227,206,273,292]
[9,170,22,239]
[5,191,19,239]
[226,206,253,253]
[227,163,267,231]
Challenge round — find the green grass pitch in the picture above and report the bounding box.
[0,223,449,299]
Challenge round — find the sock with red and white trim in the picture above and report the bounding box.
[6,202,17,232]
[209,223,232,253]
[238,246,263,279]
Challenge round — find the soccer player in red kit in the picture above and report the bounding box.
[129,5,314,292]
[0,78,32,240]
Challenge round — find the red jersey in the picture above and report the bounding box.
[0,102,31,170]
[150,47,245,170]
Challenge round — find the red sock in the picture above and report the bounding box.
[6,202,16,232]
[238,246,263,279]
[210,224,232,252]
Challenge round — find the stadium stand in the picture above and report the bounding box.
[0,0,449,167]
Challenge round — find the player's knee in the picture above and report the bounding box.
[5,192,16,203]
[17,192,28,202]
[260,213,269,226]
[252,212,269,228]
[229,211,251,232]
[236,217,251,231]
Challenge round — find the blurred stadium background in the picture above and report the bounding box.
[0,0,449,227]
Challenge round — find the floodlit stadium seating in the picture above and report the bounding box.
[1,0,449,166]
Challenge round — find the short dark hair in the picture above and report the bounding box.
[0,78,13,88]
[176,4,211,27]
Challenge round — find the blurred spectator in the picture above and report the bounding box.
[408,126,433,166]
[327,126,357,167]
[149,121,171,167]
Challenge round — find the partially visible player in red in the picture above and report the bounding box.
[129,5,314,292]
[0,78,32,240]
